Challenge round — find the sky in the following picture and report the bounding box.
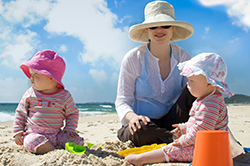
[0,0,249,103]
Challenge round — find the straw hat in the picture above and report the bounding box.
[129,1,194,43]
[20,50,66,89]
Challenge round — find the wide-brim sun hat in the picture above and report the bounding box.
[178,52,233,97]
[129,1,194,43]
[20,50,66,89]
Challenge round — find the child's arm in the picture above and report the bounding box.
[63,92,79,132]
[13,92,30,137]
[61,130,79,138]
[171,124,185,146]
[14,132,27,145]
[172,139,181,146]
[178,102,221,147]
[171,124,182,138]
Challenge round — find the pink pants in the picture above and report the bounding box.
[163,144,194,162]
[23,125,84,153]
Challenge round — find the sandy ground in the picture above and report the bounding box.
[0,105,249,166]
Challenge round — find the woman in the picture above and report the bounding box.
[115,0,246,160]
[115,1,196,146]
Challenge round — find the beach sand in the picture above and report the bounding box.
[0,105,249,166]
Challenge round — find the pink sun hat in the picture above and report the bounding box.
[178,52,233,97]
[20,50,66,89]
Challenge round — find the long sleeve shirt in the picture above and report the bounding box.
[178,91,229,147]
[13,87,79,137]
[115,43,192,125]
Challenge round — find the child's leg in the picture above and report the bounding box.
[36,141,55,154]
[56,130,84,148]
[166,145,193,162]
[125,148,166,166]
[23,132,55,154]
[23,126,60,154]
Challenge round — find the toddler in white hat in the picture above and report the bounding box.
[125,52,233,165]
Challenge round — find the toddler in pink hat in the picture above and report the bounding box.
[125,52,232,165]
[13,50,84,154]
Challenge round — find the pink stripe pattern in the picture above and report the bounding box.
[178,92,228,147]
[13,87,79,136]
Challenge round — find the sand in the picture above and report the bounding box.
[0,105,249,166]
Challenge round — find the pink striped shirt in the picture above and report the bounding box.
[13,87,79,136]
[178,91,228,147]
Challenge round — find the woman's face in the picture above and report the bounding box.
[147,26,175,44]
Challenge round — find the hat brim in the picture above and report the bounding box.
[20,63,65,89]
[178,62,233,97]
[129,21,194,43]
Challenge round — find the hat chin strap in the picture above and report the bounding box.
[170,38,178,46]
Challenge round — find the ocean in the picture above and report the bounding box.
[0,103,116,123]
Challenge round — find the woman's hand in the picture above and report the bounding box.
[125,112,150,135]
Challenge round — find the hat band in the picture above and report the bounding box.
[143,14,175,24]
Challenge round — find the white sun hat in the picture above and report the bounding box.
[178,52,234,97]
[129,1,194,43]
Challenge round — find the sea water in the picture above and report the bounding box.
[0,103,116,123]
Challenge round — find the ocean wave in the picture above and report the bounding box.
[78,108,90,111]
[100,105,112,108]
[79,111,106,116]
[0,112,15,123]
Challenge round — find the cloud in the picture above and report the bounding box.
[89,69,108,86]
[228,37,239,43]
[205,27,210,34]
[0,28,38,68]
[44,0,132,68]
[198,0,250,31]
[0,0,134,102]
[0,0,133,68]
[202,27,210,39]
[110,72,119,85]
[0,0,53,27]
[59,44,68,53]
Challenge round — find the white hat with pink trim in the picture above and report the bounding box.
[178,52,233,97]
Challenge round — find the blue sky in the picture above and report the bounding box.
[0,0,249,103]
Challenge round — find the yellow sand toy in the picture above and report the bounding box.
[118,143,167,157]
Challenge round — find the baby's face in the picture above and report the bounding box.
[187,74,213,99]
[29,68,57,93]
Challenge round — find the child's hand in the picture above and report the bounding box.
[171,124,181,138]
[14,132,26,145]
[62,130,78,138]
[172,139,181,146]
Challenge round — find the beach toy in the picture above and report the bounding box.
[117,143,167,157]
[65,142,86,155]
[192,130,233,166]
[86,142,104,148]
